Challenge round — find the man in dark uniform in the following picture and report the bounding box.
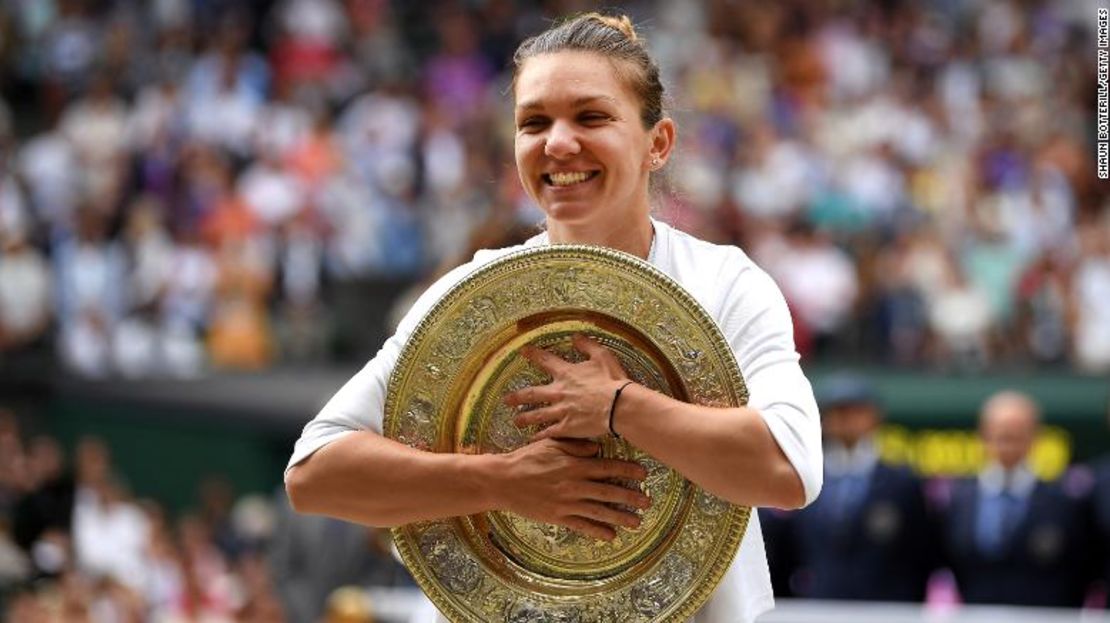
[941,390,1092,607]
[1089,402,1110,607]
[783,375,937,601]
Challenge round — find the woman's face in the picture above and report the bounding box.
[514,51,665,228]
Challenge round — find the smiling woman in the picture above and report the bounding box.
[511,15,672,254]
[512,49,671,248]
[284,12,823,623]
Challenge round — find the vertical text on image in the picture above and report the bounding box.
[1100,8,1109,47]
[1098,8,1109,179]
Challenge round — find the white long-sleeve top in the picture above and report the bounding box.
[287,218,823,623]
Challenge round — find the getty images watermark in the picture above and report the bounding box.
[1100,8,1109,179]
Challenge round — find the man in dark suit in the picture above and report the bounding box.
[941,390,1092,607]
[1089,402,1110,606]
[782,375,937,601]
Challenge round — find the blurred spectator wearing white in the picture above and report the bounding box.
[54,212,127,377]
[71,438,151,593]
[0,230,52,353]
[1072,222,1110,372]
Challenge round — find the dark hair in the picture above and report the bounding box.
[512,13,666,129]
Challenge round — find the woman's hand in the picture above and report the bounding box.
[503,334,630,440]
[496,438,651,540]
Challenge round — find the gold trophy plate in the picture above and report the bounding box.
[384,245,751,622]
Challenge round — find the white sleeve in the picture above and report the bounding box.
[718,264,823,507]
[284,260,485,478]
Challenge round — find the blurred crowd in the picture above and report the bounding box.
[0,0,1105,378]
[0,408,413,622]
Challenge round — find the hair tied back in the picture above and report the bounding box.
[590,13,639,41]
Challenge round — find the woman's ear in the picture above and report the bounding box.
[647,117,676,169]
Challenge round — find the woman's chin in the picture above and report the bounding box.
[541,201,602,225]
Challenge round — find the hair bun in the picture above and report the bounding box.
[589,13,638,41]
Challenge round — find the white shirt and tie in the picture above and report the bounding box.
[975,463,1036,556]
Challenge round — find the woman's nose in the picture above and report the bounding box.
[544,120,580,159]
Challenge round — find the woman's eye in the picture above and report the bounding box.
[580,113,610,124]
[518,118,547,131]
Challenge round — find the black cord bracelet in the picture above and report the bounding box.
[608,381,635,439]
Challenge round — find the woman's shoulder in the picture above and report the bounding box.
[656,220,764,283]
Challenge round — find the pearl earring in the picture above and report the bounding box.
[651,157,661,168]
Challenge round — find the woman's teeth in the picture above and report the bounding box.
[546,171,594,186]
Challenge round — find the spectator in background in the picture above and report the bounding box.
[18,127,80,232]
[11,434,73,580]
[775,375,936,601]
[54,210,128,377]
[1071,221,1110,373]
[159,225,217,377]
[0,229,52,355]
[1015,250,1071,365]
[176,512,237,618]
[762,221,859,358]
[939,390,1094,607]
[71,437,150,595]
[185,14,268,157]
[423,7,494,128]
[114,196,175,377]
[927,254,993,369]
[58,71,129,213]
[0,410,25,516]
[270,0,352,104]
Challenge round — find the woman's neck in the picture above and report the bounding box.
[545,216,654,260]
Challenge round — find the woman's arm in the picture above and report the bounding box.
[506,335,807,510]
[608,386,806,509]
[285,431,652,540]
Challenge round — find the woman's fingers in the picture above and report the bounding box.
[584,458,649,482]
[529,425,558,442]
[512,405,562,428]
[571,333,608,360]
[519,345,571,374]
[530,423,585,441]
[503,383,558,407]
[577,480,652,510]
[549,438,601,457]
[561,516,616,541]
[570,501,643,530]
[503,440,649,541]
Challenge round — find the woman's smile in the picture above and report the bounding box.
[545,170,601,187]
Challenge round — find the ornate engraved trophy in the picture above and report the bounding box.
[384,245,751,622]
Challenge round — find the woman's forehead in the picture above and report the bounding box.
[514,51,634,108]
